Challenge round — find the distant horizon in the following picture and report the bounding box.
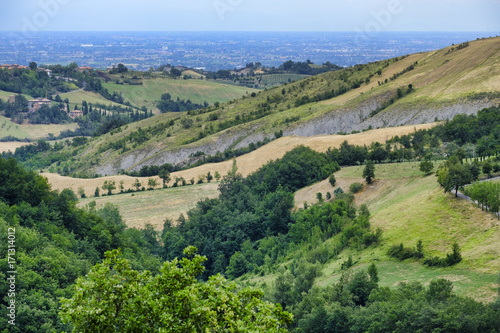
[0,31,493,71]
[1,30,499,33]
[2,1,499,32]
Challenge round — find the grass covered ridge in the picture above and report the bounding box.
[47,37,500,176]
[291,162,500,302]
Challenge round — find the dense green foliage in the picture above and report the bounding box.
[27,104,71,124]
[1,141,499,332]
[435,106,500,147]
[162,146,341,278]
[1,137,92,174]
[0,65,78,97]
[290,276,500,333]
[60,247,292,332]
[0,157,161,332]
[387,105,500,160]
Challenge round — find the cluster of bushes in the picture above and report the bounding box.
[349,182,364,193]
[98,122,175,154]
[388,240,461,267]
[294,85,349,107]
[445,41,469,55]
[387,240,424,260]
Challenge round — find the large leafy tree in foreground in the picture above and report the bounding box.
[60,246,292,332]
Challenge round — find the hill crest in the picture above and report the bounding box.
[37,37,500,175]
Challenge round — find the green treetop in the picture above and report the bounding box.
[60,247,292,332]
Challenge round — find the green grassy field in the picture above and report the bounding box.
[244,162,500,302]
[349,162,498,301]
[0,115,78,139]
[77,182,220,230]
[58,90,125,110]
[102,77,259,111]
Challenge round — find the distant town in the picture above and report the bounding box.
[0,31,494,71]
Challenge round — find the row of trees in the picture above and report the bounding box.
[463,181,500,219]
[85,170,224,198]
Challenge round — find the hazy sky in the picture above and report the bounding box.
[1,0,499,32]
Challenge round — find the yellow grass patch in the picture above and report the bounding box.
[182,70,205,79]
[47,123,436,194]
[77,182,220,230]
[0,142,30,153]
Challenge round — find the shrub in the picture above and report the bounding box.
[341,255,353,270]
[334,187,344,196]
[419,160,434,174]
[349,182,363,193]
[329,174,336,186]
[388,243,416,260]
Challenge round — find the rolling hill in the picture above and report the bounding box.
[44,150,500,301]
[39,36,499,176]
[244,161,500,303]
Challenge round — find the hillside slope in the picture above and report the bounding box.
[43,37,500,175]
[252,162,500,302]
[44,123,433,229]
